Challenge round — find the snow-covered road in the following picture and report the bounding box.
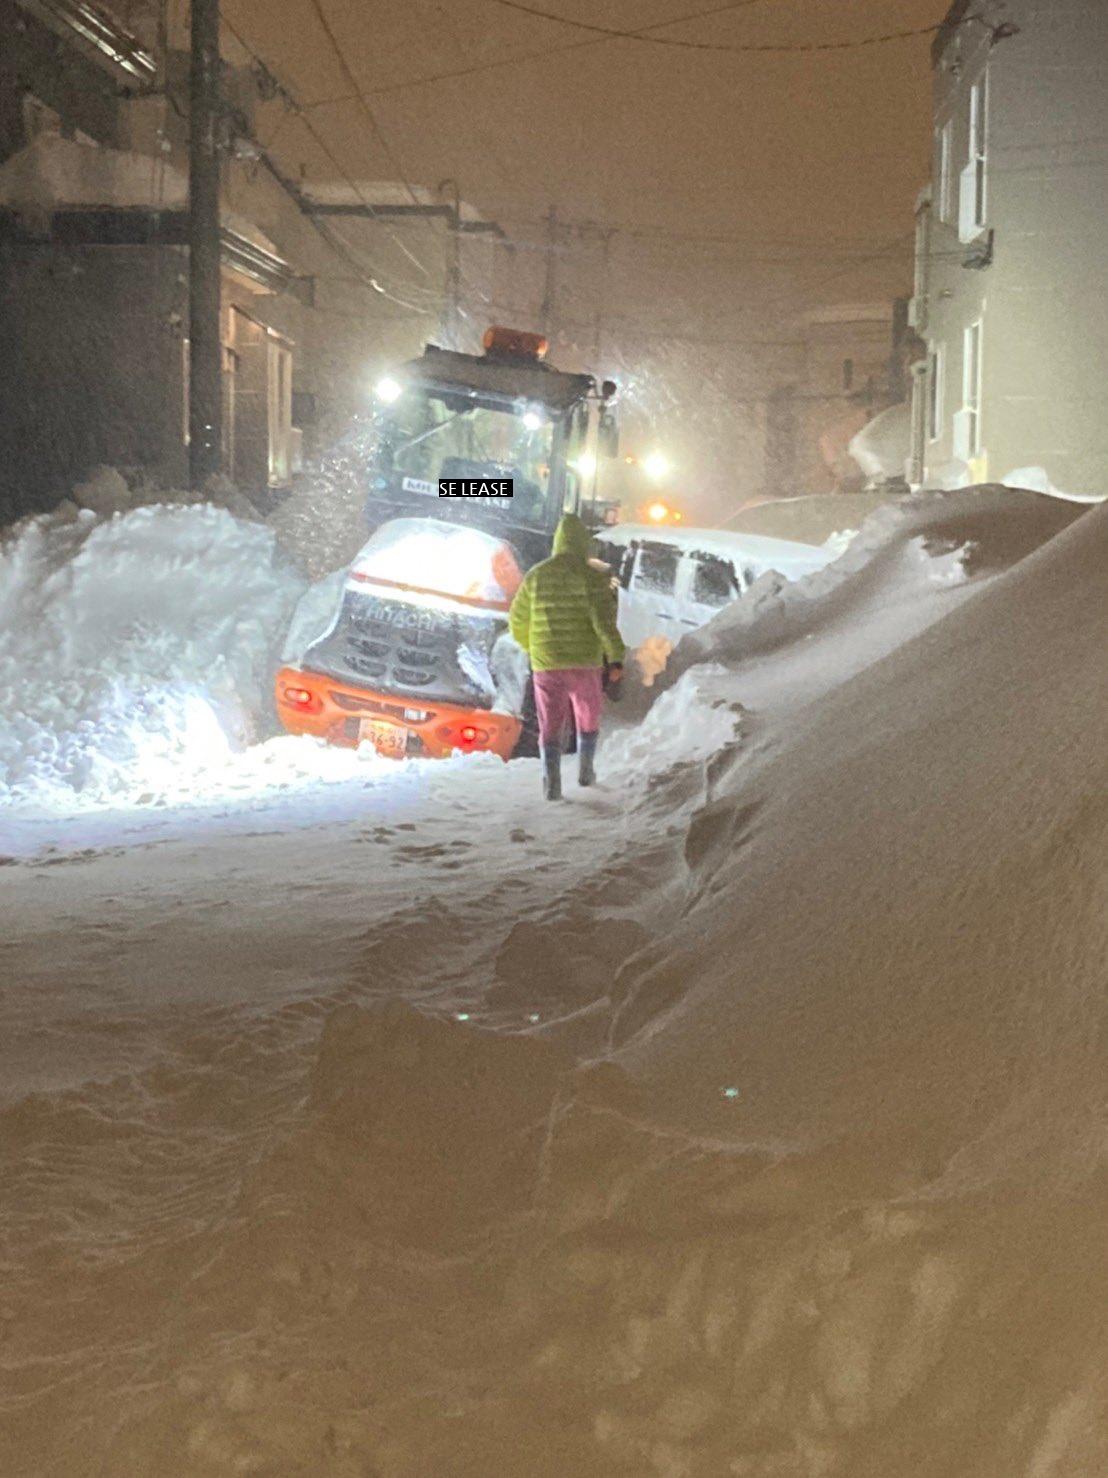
[3,487,1105,1477]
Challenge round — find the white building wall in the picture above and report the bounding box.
[915,0,1108,497]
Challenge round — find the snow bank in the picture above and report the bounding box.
[1001,465,1108,506]
[664,485,1083,685]
[142,491,1104,1476]
[7,488,1108,1476]
[0,504,304,809]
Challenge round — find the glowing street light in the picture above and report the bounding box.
[646,501,670,523]
[642,450,671,482]
[374,375,403,404]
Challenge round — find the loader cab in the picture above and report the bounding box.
[366,328,602,571]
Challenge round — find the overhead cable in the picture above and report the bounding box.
[302,0,423,211]
[221,7,438,296]
[355,0,774,95]
[484,0,942,55]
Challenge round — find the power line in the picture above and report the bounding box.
[354,0,775,96]
[220,7,439,300]
[484,0,942,55]
[302,0,422,210]
[157,12,417,309]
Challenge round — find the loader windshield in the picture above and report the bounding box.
[374,388,560,525]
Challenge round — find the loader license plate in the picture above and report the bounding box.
[359,719,408,758]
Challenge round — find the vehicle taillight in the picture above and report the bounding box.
[282,684,320,712]
[438,722,490,747]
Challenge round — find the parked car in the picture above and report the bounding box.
[592,523,835,650]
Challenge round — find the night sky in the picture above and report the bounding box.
[221,1,947,278]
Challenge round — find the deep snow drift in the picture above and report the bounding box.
[3,488,1105,1477]
[0,503,305,810]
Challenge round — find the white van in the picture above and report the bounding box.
[593,523,834,651]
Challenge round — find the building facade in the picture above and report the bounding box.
[0,0,494,521]
[910,0,1108,497]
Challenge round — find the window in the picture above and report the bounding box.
[927,343,944,442]
[267,339,293,486]
[909,360,928,486]
[595,539,633,589]
[379,391,556,518]
[969,75,988,230]
[691,555,738,608]
[634,544,679,595]
[962,320,983,457]
[911,196,932,330]
[958,75,988,240]
[937,119,954,223]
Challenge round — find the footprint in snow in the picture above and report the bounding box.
[395,839,473,863]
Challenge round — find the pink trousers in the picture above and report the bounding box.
[532,667,604,745]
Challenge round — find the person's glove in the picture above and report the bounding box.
[607,662,624,683]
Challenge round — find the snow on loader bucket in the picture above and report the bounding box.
[276,518,529,760]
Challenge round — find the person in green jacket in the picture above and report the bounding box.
[508,513,626,800]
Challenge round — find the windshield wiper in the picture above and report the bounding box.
[392,408,471,456]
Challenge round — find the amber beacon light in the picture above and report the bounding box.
[483,326,549,360]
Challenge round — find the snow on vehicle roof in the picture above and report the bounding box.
[595,521,835,571]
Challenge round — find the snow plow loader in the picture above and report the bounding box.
[276,327,619,759]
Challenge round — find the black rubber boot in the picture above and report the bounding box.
[577,730,599,787]
[541,742,563,801]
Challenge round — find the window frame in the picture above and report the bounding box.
[937,118,954,224]
[962,319,984,458]
[632,542,680,597]
[689,552,739,610]
[927,342,944,443]
[969,73,988,232]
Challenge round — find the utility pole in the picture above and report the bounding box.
[438,178,462,349]
[188,0,223,489]
[539,204,558,344]
[593,227,614,364]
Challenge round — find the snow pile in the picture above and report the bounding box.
[136,491,1104,1476]
[0,504,304,808]
[68,465,261,523]
[604,663,743,770]
[5,487,1107,1476]
[665,486,1081,687]
[1001,465,1108,506]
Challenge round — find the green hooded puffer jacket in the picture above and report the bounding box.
[508,513,626,672]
